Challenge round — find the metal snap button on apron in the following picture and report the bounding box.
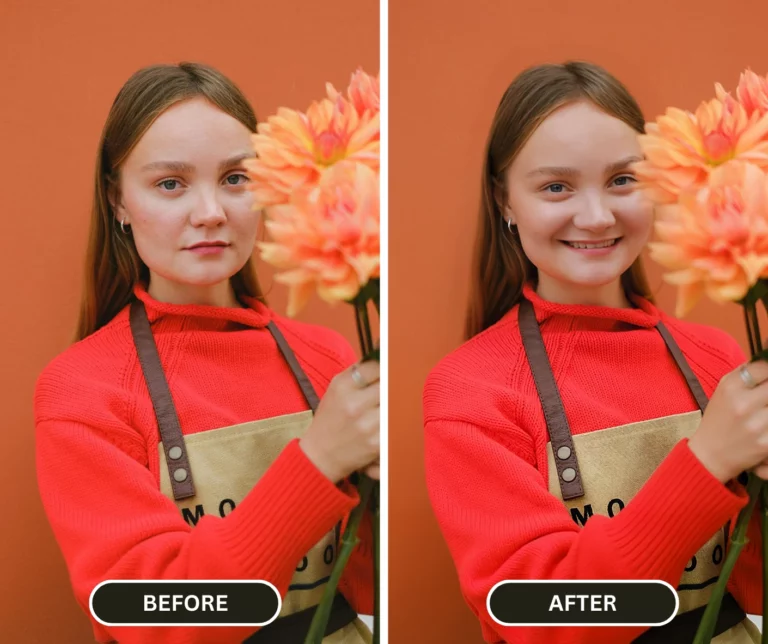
[557,446,571,460]
[561,467,577,482]
[168,446,183,460]
[173,468,188,482]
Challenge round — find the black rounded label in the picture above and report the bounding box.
[487,581,678,626]
[89,581,281,626]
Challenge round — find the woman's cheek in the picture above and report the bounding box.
[224,192,254,214]
[621,197,654,236]
[536,201,574,237]
[514,194,550,228]
[128,190,169,219]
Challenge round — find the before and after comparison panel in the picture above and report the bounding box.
[2,0,767,642]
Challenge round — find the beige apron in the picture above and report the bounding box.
[518,297,759,643]
[130,299,371,644]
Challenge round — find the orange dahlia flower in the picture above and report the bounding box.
[328,69,380,117]
[244,95,379,210]
[649,160,768,316]
[636,95,768,204]
[717,69,768,118]
[258,162,380,317]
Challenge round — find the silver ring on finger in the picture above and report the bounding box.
[739,364,758,389]
[351,363,367,389]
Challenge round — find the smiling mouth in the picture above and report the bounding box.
[186,242,230,249]
[561,238,621,249]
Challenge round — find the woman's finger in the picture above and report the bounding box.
[754,460,768,481]
[733,360,768,391]
[344,361,380,391]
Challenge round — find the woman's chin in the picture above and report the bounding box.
[552,266,627,290]
[552,254,635,286]
[168,270,238,289]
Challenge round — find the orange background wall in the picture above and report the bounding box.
[0,1,377,641]
[390,1,767,642]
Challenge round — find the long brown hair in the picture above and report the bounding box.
[76,62,265,341]
[465,61,654,339]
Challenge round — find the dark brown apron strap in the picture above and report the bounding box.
[129,299,196,500]
[266,320,346,554]
[519,297,740,632]
[518,298,585,500]
[243,593,358,643]
[266,321,321,413]
[131,297,341,578]
[632,591,746,642]
[655,321,709,413]
[654,321,736,557]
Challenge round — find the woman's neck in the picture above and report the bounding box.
[535,274,632,309]
[147,275,242,308]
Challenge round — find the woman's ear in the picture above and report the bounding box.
[493,186,505,216]
[107,178,129,226]
[500,199,516,227]
[493,181,515,225]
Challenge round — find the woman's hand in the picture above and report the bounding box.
[689,360,768,483]
[299,361,380,483]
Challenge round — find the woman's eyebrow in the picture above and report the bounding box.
[526,166,580,178]
[140,161,195,173]
[219,152,253,170]
[525,155,643,179]
[606,155,642,174]
[140,153,253,173]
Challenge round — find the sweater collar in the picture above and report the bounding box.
[520,282,661,329]
[132,283,272,329]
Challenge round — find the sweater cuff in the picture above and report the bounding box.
[218,439,359,579]
[604,438,748,577]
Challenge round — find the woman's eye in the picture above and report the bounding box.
[612,175,637,187]
[544,183,567,193]
[158,179,181,191]
[225,173,249,186]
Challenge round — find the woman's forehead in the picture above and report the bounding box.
[513,101,641,173]
[126,98,252,167]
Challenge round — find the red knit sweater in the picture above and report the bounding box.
[34,285,373,644]
[423,283,762,644]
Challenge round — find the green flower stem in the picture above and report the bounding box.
[751,305,764,353]
[762,483,768,644]
[356,292,379,642]
[693,474,762,643]
[373,498,381,644]
[304,474,375,644]
[354,303,369,359]
[360,300,374,355]
[745,306,757,356]
[353,291,378,360]
[304,285,379,642]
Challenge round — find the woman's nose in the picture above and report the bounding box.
[190,189,227,226]
[574,194,616,231]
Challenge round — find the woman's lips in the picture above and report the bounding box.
[560,238,622,255]
[186,243,230,255]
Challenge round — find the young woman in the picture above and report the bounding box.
[423,61,764,643]
[34,62,378,644]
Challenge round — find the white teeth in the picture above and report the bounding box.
[566,239,618,249]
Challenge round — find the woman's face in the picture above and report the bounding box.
[115,97,257,304]
[504,100,653,303]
